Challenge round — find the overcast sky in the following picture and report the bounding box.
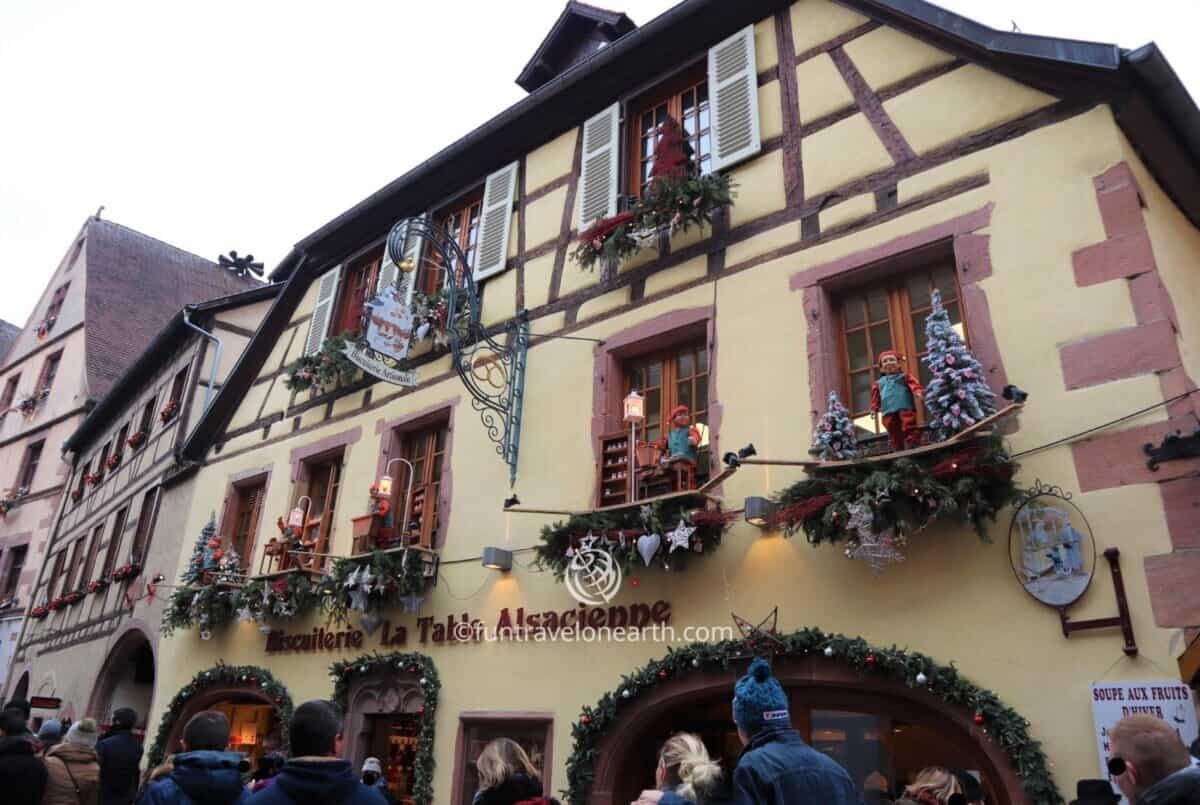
[2,0,1196,326]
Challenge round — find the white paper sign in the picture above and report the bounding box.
[1090,680,1199,801]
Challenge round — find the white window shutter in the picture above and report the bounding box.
[398,215,426,306]
[577,103,620,229]
[303,266,341,355]
[708,26,761,172]
[377,246,399,295]
[473,162,519,282]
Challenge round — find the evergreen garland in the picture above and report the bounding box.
[563,629,1062,805]
[534,494,729,577]
[147,662,293,767]
[323,549,431,624]
[284,334,360,392]
[330,652,439,805]
[774,435,1017,543]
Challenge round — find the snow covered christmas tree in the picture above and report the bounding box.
[181,514,222,585]
[810,390,860,460]
[923,290,996,441]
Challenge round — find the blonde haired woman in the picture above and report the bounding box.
[634,732,725,805]
[473,737,560,805]
[902,766,965,805]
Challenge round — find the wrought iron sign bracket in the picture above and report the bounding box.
[1057,547,1138,657]
[1144,427,1200,470]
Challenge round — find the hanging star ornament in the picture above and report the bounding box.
[844,502,907,574]
[731,607,786,659]
[666,518,697,553]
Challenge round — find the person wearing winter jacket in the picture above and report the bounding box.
[139,710,249,805]
[97,707,143,805]
[249,700,384,805]
[247,752,285,794]
[639,659,858,805]
[471,737,559,805]
[44,718,102,805]
[1109,714,1200,805]
[0,708,47,805]
[634,732,725,805]
[38,719,65,754]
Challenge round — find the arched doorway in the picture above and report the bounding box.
[10,670,29,702]
[89,628,155,729]
[343,670,425,803]
[586,656,1032,805]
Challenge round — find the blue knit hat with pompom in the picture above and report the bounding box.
[732,658,789,734]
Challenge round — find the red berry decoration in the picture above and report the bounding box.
[630,577,640,587]
[973,712,985,725]
[865,654,876,666]
[658,670,668,680]
[581,715,591,725]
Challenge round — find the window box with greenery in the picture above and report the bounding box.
[159,398,180,424]
[111,561,141,582]
[35,316,57,341]
[127,429,147,450]
[105,452,123,471]
[284,333,360,394]
[87,577,110,595]
[0,488,29,518]
[85,471,103,487]
[30,603,49,619]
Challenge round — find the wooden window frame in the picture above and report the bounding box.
[168,368,188,408]
[450,713,554,805]
[80,523,105,588]
[393,420,449,550]
[96,440,112,480]
[332,245,385,338]
[0,374,19,410]
[17,439,44,491]
[37,351,62,393]
[131,489,160,565]
[622,340,710,446]
[2,545,27,598]
[626,62,711,200]
[137,395,156,440]
[225,477,267,570]
[419,190,485,296]
[63,537,85,595]
[833,257,968,434]
[300,450,344,571]
[46,283,70,322]
[48,551,67,599]
[102,506,130,578]
[74,459,91,503]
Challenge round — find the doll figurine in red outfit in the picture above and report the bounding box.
[870,349,924,451]
[656,405,702,464]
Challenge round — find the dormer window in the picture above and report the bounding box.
[515,2,636,93]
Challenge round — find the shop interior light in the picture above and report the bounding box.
[481,547,513,572]
[744,496,776,529]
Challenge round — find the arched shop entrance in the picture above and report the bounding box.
[148,664,293,769]
[89,627,155,729]
[578,637,1051,805]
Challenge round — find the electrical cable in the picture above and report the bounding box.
[435,568,492,601]
[1010,389,1196,459]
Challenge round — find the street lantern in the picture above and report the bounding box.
[623,390,645,425]
[377,474,394,498]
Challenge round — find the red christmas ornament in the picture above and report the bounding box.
[417,706,425,715]
[581,715,591,726]
[865,654,876,666]
[658,670,668,680]
[630,577,640,588]
[973,712,986,725]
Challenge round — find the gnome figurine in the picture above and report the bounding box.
[870,349,924,451]
[656,405,702,464]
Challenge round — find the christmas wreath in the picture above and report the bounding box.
[283,334,360,393]
[331,653,439,805]
[323,549,430,624]
[564,628,1062,805]
[535,493,729,577]
[147,662,294,767]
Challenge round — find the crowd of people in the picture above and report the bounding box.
[1,661,1198,805]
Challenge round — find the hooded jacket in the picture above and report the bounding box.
[44,741,102,805]
[472,772,559,805]
[659,727,856,805]
[0,733,48,805]
[139,750,249,805]
[248,759,386,805]
[97,728,144,805]
[1137,765,1200,805]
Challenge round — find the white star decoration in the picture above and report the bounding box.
[666,518,697,553]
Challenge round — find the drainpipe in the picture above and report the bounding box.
[181,307,222,412]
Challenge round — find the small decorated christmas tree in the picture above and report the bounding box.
[810,391,860,460]
[181,514,221,585]
[923,290,996,441]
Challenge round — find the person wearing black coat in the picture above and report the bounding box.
[0,708,47,805]
[97,707,144,805]
[471,738,558,805]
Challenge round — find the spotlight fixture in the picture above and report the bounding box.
[503,494,521,510]
[723,443,758,468]
[743,497,776,528]
[481,547,513,572]
[1002,384,1029,404]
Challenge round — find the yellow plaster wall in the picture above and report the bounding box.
[480,268,518,328]
[885,64,1057,154]
[842,25,956,91]
[754,16,778,73]
[522,253,556,311]
[726,149,787,227]
[795,53,856,122]
[643,255,707,297]
[525,186,568,251]
[758,81,784,142]
[802,113,894,196]
[818,192,876,231]
[790,0,870,56]
[524,127,577,195]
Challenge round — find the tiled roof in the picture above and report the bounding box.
[83,218,260,398]
[0,319,20,364]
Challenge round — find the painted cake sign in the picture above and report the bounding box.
[342,284,418,387]
[1008,485,1095,607]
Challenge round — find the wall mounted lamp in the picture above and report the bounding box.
[744,497,777,528]
[481,547,513,572]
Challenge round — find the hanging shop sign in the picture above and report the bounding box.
[342,286,419,387]
[1091,681,1198,799]
[1009,481,1095,608]
[264,599,673,654]
[29,696,61,710]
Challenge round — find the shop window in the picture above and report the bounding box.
[627,67,712,199]
[228,479,266,568]
[102,506,130,578]
[302,452,343,569]
[80,524,104,589]
[332,246,385,338]
[1,545,26,599]
[419,192,483,296]
[37,351,62,393]
[835,262,967,437]
[1,374,19,411]
[17,440,44,491]
[454,716,553,805]
[397,424,448,549]
[131,489,158,565]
